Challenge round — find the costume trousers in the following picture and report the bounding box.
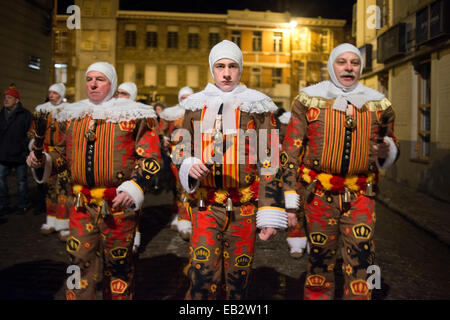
[45,172,70,229]
[185,202,257,300]
[65,203,137,300]
[302,189,376,300]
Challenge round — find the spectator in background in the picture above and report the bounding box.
[0,84,32,215]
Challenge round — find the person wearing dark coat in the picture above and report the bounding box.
[0,85,32,215]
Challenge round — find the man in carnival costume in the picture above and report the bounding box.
[160,86,195,241]
[278,110,308,259]
[27,62,162,300]
[281,43,399,300]
[177,40,288,299]
[33,83,71,241]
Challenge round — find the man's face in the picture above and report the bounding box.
[117,89,131,99]
[48,91,61,105]
[333,52,361,87]
[86,71,111,104]
[213,58,241,92]
[179,94,190,102]
[155,105,163,115]
[4,95,18,108]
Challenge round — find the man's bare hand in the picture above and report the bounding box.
[26,151,44,168]
[259,227,277,241]
[372,140,390,159]
[287,212,298,229]
[189,163,210,181]
[112,191,134,209]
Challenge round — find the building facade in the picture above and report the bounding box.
[355,0,450,202]
[0,0,53,110]
[52,3,348,109]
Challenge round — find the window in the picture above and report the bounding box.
[273,32,283,52]
[54,30,68,52]
[54,63,67,83]
[250,67,261,88]
[98,31,110,51]
[320,62,328,81]
[231,30,241,47]
[166,65,178,87]
[99,0,110,17]
[81,30,94,51]
[188,27,200,49]
[321,30,329,52]
[298,27,309,52]
[146,25,157,48]
[209,28,220,49]
[415,60,431,160]
[123,63,136,82]
[167,26,179,49]
[376,0,389,29]
[145,64,157,87]
[186,65,199,88]
[272,68,282,86]
[298,61,305,81]
[125,25,136,47]
[82,0,94,16]
[252,31,262,51]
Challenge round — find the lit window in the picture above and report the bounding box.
[273,32,283,52]
[186,65,199,88]
[231,30,241,47]
[414,60,431,161]
[55,63,67,83]
[145,64,157,87]
[123,63,136,82]
[125,25,136,47]
[166,65,178,87]
[272,68,282,86]
[252,31,262,51]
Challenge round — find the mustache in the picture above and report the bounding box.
[339,72,356,77]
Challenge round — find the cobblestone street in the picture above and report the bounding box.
[1,183,449,300]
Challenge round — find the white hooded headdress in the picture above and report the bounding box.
[302,43,384,111]
[85,62,117,103]
[118,82,138,101]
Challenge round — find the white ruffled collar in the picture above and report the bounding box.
[180,83,278,114]
[35,101,66,117]
[55,97,156,122]
[301,81,385,111]
[159,104,185,121]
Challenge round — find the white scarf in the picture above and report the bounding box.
[181,83,278,134]
[302,43,384,110]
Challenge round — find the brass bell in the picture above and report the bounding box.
[100,200,110,219]
[199,197,206,211]
[306,179,318,192]
[345,116,356,129]
[226,197,233,212]
[365,182,376,197]
[343,187,351,203]
[75,193,82,210]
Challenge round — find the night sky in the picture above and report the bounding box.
[58,0,355,22]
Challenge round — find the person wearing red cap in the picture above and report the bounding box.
[0,85,32,216]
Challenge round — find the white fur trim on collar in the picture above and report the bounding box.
[55,98,156,123]
[278,112,291,124]
[159,105,185,121]
[180,84,278,114]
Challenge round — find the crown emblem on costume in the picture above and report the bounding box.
[352,224,372,239]
[306,275,326,287]
[350,280,369,296]
[142,159,161,175]
[194,246,210,261]
[235,254,251,267]
[119,120,136,132]
[110,247,128,259]
[66,236,81,253]
[110,279,128,294]
[310,232,327,245]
